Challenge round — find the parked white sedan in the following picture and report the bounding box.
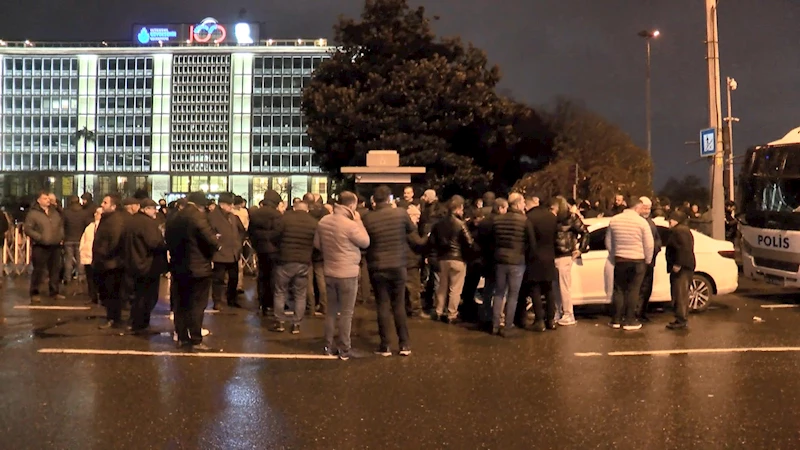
[571,217,738,311]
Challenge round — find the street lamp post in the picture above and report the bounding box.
[638,29,660,157]
[724,77,739,203]
[705,0,725,240]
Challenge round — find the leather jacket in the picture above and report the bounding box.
[430,213,475,262]
[555,212,589,257]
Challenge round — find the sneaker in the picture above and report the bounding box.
[666,320,688,330]
[399,346,411,356]
[532,321,546,332]
[201,328,210,337]
[323,346,337,357]
[419,311,433,320]
[98,320,116,330]
[338,351,351,361]
[374,346,392,357]
[173,331,178,342]
[272,322,285,333]
[608,321,622,329]
[169,312,174,321]
[30,296,42,304]
[291,324,300,334]
[623,321,643,331]
[52,294,66,301]
[313,311,324,317]
[557,316,577,326]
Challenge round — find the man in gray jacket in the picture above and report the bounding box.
[313,191,370,360]
[24,191,65,303]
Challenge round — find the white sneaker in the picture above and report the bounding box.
[169,312,174,321]
[201,328,210,337]
[173,331,178,342]
[558,316,577,326]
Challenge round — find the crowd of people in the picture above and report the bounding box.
[13,185,697,358]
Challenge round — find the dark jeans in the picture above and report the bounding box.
[638,264,655,317]
[30,245,61,297]
[98,268,124,322]
[131,275,160,330]
[324,276,359,353]
[212,261,239,306]
[670,269,693,323]
[173,275,212,345]
[480,268,496,324]
[85,265,99,303]
[612,261,646,324]
[63,242,83,281]
[256,253,276,312]
[405,267,422,316]
[307,261,328,313]
[358,257,372,304]
[273,262,309,324]
[370,267,409,349]
[492,264,526,328]
[530,280,555,324]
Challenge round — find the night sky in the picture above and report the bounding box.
[5,0,799,189]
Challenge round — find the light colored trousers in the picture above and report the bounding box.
[554,256,574,318]
[435,260,467,319]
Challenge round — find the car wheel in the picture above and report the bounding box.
[689,274,713,313]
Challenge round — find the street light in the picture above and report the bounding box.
[724,77,739,203]
[637,29,660,158]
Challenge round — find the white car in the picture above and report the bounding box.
[571,217,739,311]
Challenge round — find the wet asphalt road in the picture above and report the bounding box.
[1,275,800,449]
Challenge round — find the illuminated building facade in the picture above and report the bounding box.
[0,26,333,205]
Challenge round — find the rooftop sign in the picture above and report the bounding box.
[133,18,259,45]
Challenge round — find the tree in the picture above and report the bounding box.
[302,0,518,197]
[514,98,652,205]
[659,175,709,208]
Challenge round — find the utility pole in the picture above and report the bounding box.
[724,77,739,203]
[705,0,725,240]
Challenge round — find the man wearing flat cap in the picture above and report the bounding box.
[126,198,168,334]
[208,193,245,310]
[665,210,696,330]
[165,192,220,351]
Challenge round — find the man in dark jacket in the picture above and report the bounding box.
[24,190,65,303]
[92,194,127,328]
[430,195,476,323]
[489,193,534,335]
[208,193,245,310]
[637,197,663,323]
[126,199,168,334]
[62,195,87,290]
[272,202,317,334]
[165,192,219,350]
[248,189,284,316]
[525,200,559,331]
[304,193,329,316]
[356,196,373,305]
[666,210,696,330]
[419,189,445,312]
[362,185,418,356]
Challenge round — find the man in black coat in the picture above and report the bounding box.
[92,194,127,329]
[272,201,317,334]
[666,211,696,330]
[126,199,168,334]
[362,185,418,356]
[248,189,285,315]
[62,195,87,288]
[304,193,329,316]
[525,200,559,332]
[429,195,475,323]
[165,192,219,350]
[208,193,245,310]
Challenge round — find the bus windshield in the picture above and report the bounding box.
[740,143,800,229]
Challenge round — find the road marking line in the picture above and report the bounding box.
[575,347,800,357]
[14,306,91,311]
[760,304,799,309]
[37,348,337,360]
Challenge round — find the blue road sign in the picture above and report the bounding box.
[700,128,716,157]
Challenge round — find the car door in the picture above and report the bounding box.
[571,226,609,303]
[650,226,672,301]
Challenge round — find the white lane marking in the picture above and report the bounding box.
[14,306,91,311]
[574,347,800,357]
[760,304,799,309]
[37,348,337,360]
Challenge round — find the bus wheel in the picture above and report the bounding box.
[689,274,713,313]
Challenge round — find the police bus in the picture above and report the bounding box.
[739,126,800,286]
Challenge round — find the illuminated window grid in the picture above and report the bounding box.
[170,54,231,173]
[230,53,253,174]
[95,56,154,172]
[0,56,79,171]
[251,54,328,174]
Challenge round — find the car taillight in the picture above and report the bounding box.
[718,250,735,259]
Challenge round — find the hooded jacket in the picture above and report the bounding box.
[248,189,284,256]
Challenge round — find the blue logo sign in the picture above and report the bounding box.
[135,26,179,44]
[700,128,716,157]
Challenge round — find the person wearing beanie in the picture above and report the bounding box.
[165,191,220,351]
[126,198,168,334]
[666,210,696,330]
